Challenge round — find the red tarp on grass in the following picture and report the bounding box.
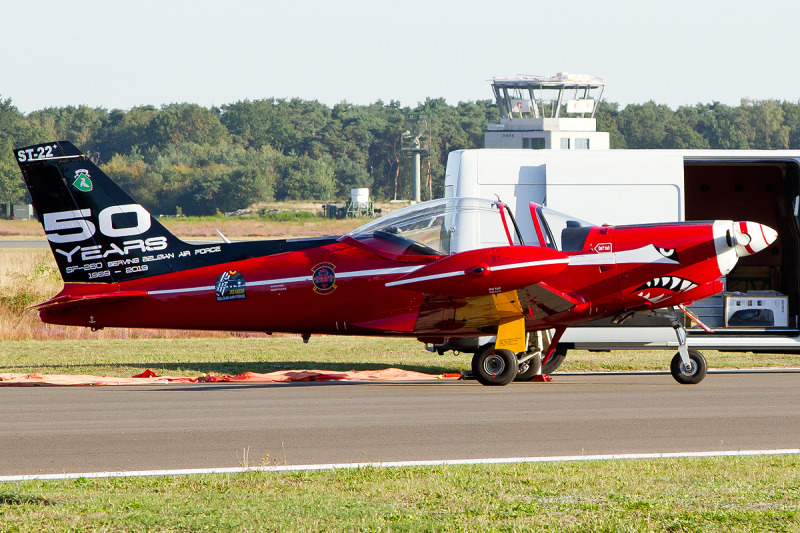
[0,368,463,386]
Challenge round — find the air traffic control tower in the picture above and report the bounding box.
[485,73,609,150]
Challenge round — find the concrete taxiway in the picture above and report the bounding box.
[1,372,798,477]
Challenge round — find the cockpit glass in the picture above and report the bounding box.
[537,206,595,252]
[347,197,509,255]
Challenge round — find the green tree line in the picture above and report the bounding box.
[2,96,800,215]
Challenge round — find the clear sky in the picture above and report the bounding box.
[2,0,799,114]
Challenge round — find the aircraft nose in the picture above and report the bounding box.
[732,221,778,257]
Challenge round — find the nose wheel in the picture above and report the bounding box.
[670,349,707,384]
[668,307,708,384]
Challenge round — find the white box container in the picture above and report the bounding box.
[351,188,369,204]
[724,292,788,328]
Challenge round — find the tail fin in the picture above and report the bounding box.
[16,141,190,283]
[17,141,340,284]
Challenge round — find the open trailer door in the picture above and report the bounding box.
[683,158,800,337]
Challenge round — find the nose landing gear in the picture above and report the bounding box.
[671,349,707,384]
[668,308,708,384]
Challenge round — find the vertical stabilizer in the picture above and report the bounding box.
[15,141,185,283]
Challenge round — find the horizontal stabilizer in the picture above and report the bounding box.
[34,290,148,312]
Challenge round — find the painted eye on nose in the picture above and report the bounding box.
[657,247,679,261]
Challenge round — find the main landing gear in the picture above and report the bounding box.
[515,349,542,381]
[667,309,708,385]
[471,344,518,386]
[471,329,558,386]
[466,310,709,385]
[470,343,544,386]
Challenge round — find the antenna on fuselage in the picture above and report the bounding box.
[216,229,231,244]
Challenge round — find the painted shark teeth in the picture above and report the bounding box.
[636,276,697,293]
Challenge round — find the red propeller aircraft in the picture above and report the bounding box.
[16,141,777,385]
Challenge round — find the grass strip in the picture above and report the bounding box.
[3,336,800,379]
[1,455,798,532]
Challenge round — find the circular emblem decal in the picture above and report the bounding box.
[312,263,337,295]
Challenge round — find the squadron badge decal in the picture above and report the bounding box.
[72,169,93,192]
[312,262,337,295]
[215,270,247,301]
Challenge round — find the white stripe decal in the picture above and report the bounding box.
[149,285,215,296]
[568,246,683,267]
[491,258,570,271]
[336,266,423,279]
[386,258,570,288]
[569,252,615,266]
[2,449,797,482]
[147,266,423,297]
[385,270,463,287]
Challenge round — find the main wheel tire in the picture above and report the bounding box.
[515,352,542,381]
[541,344,568,374]
[472,344,518,386]
[670,349,707,385]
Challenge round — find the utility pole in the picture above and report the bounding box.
[402,114,430,203]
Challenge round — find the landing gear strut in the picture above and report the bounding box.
[667,308,707,384]
[515,349,542,381]
[471,329,560,385]
[515,328,564,380]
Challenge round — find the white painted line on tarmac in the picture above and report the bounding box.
[558,368,800,376]
[709,367,800,373]
[2,449,799,482]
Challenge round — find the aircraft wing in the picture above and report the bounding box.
[453,283,586,329]
[517,282,587,318]
[410,282,586,336]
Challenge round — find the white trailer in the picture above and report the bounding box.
[443,148,800,365]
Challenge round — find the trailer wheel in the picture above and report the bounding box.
[472,344,518,386]
[541,344,568,374]
[515,351,542,381]
[670,349,707,385]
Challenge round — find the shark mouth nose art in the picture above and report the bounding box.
[634,276,697,304]
[636,276,697,293]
